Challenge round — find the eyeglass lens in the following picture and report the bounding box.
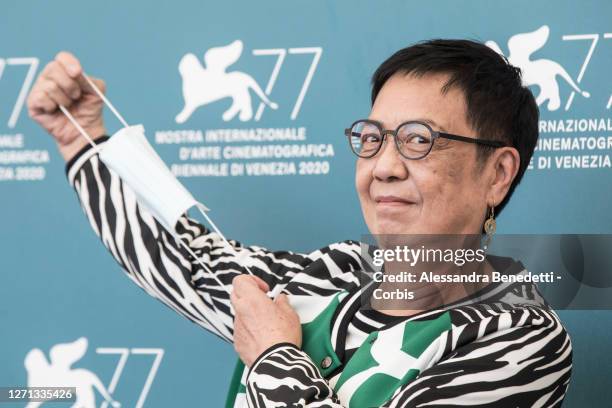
[349,121,433,158]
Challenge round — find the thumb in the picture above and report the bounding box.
[76,74,106,96]
[275,293,292,310]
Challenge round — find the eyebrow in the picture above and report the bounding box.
[368,117,448,132]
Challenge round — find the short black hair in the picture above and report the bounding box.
[371,39,539,217]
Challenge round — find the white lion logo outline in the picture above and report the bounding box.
[486,25,590,111]
[24,337,120,408]
[175,40,278,123]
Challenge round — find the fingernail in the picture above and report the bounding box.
[68,65,80,76]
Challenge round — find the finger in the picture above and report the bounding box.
[232,275,260,297]
[233,317,254,366]
[251,275,270,293]
[230,288,249,314]
[40,79,72,109]
[232,290,267,315]
[233,275,269,295]
[234,315,247,335]
[27,90,57,114]
[232,315,245,345]
[76,74,106,97]
[232,314,241,333]
[230,289,240,308]
[243,283,271,305]
[276,294,299,319]
[42,61,81,100]
[233,288,271,319]
[54,52,106,97]
[55,51,82,78]
[232,275,274,316]
[275,293,293,311]
[230,287,251,316]
[233,315,254,347]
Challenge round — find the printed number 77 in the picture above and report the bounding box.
[252,47,323,121]
[0,58,39,128]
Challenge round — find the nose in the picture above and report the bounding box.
[372,133,409,182]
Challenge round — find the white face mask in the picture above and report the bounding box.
[59,73,258,296]
[57,74,208,238]
[98,123,208,235]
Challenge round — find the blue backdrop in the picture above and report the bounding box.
[1,1,611,406]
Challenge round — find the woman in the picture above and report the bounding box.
[27,39,572,407]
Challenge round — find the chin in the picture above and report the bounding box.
[374,220,414,236]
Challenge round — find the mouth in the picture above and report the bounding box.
[374,195,416,207]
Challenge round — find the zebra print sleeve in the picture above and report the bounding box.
[66,139,313,343]
[386,309,572,408]
[246,343,343,407]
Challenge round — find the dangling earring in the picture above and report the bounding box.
[482,205,496,251]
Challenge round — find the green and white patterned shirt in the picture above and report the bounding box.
[67,137,572,407]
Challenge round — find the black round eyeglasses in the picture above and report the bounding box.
[344,119,507,159]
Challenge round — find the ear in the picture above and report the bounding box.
[487,147,521,207]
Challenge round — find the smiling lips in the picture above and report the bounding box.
[374,195,416,207]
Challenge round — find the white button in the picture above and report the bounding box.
[321,356,333,369]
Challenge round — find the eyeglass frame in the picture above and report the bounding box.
[344,119,507,160]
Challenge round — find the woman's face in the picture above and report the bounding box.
[356,72,497,236]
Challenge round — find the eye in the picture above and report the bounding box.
[401,133,431,145]
[411,134,430,144]
[361,133,381,144]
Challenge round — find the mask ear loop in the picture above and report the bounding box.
[84,74,259,281]
[58,71,127,154]
[58,73,266,297]
[58,105,101,155]
[82,74,130,128]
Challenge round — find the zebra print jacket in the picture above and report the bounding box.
[66,137,572,407]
